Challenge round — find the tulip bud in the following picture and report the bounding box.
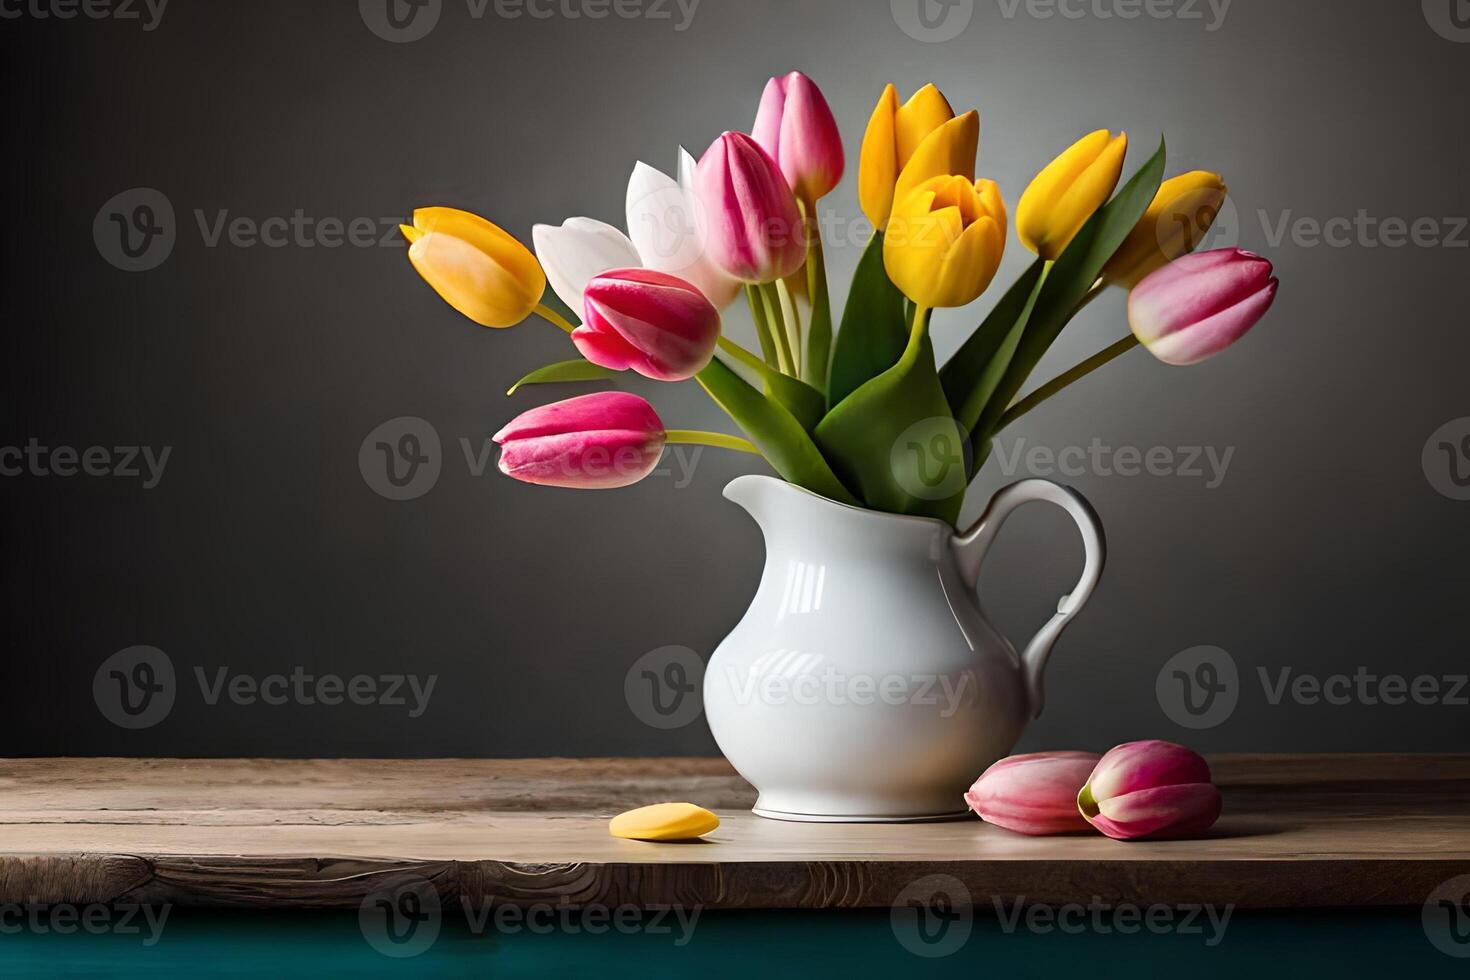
[884,175,1006,309]
[752,70,845,204]
[576,269,720,382]
[494,391,666,490]
[402,207,545,327]
[1016,130,1129,261]
[694,132,807,284]
[859,83,958,229]
[1128,248,1279,366]
[1104,171,1229,287]
[964,751,1102,836]
[1078,740,1223,841]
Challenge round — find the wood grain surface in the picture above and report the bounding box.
[1,755,1467,910]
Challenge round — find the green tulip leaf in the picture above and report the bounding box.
[939,257,1048,437]
[696,358,858,506]
[815,320,965,526]
[826,232,908,409]
[506,359,619,396]
[761,369,827,433]
[973,138,1168,454]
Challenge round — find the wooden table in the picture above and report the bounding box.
[2,755,1468,911]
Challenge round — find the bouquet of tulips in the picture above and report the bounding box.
[400,73,1279,525]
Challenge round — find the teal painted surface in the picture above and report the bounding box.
[0,908,1464,979]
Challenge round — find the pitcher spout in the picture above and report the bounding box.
[722,474,778,525]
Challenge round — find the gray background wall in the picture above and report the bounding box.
[2,0,1467,757]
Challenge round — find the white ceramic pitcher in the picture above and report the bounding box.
[703,474,1106,822]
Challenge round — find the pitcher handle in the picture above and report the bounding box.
[952,480,1106,719]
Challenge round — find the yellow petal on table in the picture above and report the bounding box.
[609,802,720,841]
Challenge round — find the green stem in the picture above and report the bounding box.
[803,204,833,393]
[759,282,795,375]
[745,284,780,367]
[775,277,803,378]
[533,303,577,335]
[997,334,1140,432]
[665,429,762,455]
[716,335,770,376]
[911,305,931,343]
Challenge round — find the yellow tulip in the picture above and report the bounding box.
[859,83,962,229]
[1016,130,1128,260]
[401,207,545,328]
[890,111,980,231]
[1103,171,1228,287]
[884,175,1007,309]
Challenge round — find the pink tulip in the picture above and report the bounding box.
[693,131,807,284]
[752,70,845,204]
[1128,248,1279,366]
[494,391,665,490]
[1078,740,1223,841]
[964,751,1102,836]
[576,268,720,382]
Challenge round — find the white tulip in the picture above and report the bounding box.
[531,217,641,314]
[626,152,742,309]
